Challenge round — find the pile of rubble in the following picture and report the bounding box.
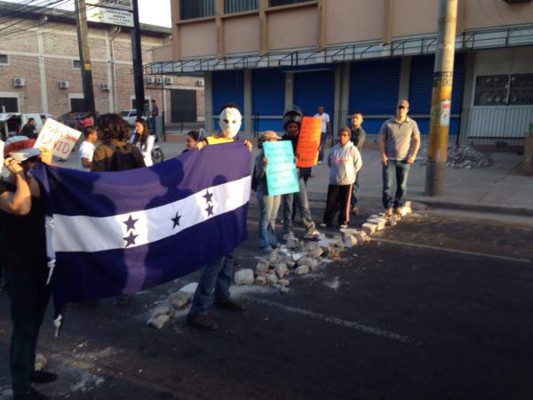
[146,202,413,329]
[447,145,493,169]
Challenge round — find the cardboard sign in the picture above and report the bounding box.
[35,118,81,160]
[263,141,300,196]
[296,116,321,168]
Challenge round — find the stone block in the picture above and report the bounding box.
[362,223,377,235]
[280,286,291,294]
[268,273,279,286]
[151,304,171,318]
[234,269,255,285]
[343,234,357,248]
[34,354,47,372]
[147,314,170,329]
[275,264,290,278]
[279,279,290,287]
[386,216,398,227]
[255,276,268,286]
[286,238,299,249]
[295,265,309,275]
[168,294,189,310]
[255,259,270,275]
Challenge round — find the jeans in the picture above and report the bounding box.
[318,132,327,162]
[282,178,316,235]
[256,191,281,250]
[3,269,51,397]
[350,172,360,207]
[382,160,411,210]
[189,254,234,315]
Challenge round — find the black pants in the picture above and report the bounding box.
[323,184,353,226]
[4,269,51,397]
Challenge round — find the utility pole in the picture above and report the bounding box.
[131,0,145,119]
[425,0,458,196]
[75,0,96,117]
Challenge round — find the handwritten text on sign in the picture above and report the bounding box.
[263,141,300,196]
[35,118,81,160]
[296,116,321,168]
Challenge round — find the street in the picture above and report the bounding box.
[1,195,532,400]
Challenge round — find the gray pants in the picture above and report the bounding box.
[282,178,316,235]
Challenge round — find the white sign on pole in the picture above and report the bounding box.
[87,7,134,27]
[34,119,82,160]
[86,0,133,11]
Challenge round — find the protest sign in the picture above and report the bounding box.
[263,141,300,196]
[35,118,81,160]
[296,116,321,168]
[0,140,4,175]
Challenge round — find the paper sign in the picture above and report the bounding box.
[263,141,300,196]
[35,118,82,160]
[440,100,451,126]
[296,116,321,168]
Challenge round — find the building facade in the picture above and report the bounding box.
[150,0,533,144]
[0,2,205,124]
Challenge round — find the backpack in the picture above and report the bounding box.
[105,143,144,171]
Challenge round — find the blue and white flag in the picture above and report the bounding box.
[33,142,251,308]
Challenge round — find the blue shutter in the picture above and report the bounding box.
[252,68,285,132]
[349,59,402,133]
[293,69,335,118]
[212,71,245,131]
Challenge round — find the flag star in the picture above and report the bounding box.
[123,215,138,232]
[123,231,138,247]
[203,190,214,204]
[205,204,214,217]
[172,212,181,229]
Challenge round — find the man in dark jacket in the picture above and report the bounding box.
[20,118,38,140]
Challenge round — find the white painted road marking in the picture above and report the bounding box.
[374,238,531,264]
[247,296,422,345]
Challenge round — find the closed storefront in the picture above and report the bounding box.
[252,68,285,133]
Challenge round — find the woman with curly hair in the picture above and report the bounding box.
[131,118,155,167]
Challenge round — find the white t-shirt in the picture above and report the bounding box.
[79,141,96,171]
[314,112,330,133]
[136,134,155,167]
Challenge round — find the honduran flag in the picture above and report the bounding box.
[32,142,251,316]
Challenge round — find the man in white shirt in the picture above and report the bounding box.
[79,126,98,171]
[314,105,331,164]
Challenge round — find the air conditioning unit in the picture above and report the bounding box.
[164,76,172,85]
[101,83,110,91]
[155,77,163,85]
[196,79,204,87]
[13,78,25,87]
[59,80,69,89]
[145,76,155,84]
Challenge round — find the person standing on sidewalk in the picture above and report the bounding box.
[321,127,362,229]
[350,112,366,215]
[78,126,98,171]
[315,105,331,164]
[149,99,159,133]
[379,99,420,217]
[281,105,321,241]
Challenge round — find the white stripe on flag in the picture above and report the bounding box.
[53,176,251,252]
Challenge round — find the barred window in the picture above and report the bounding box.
[269,0,312,7]
[509,73,533,105]
[73,60,81,69]
[474,75,509,106]
[225,0,258,13]
[180,0,215,20]
[0,54,9,65]
[475,74,533,106]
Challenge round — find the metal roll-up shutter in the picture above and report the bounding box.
[293,69,335,120]
[349,58,402,133]
[252,68,285,133]
[408,54,466,136]
[212,70,245,131]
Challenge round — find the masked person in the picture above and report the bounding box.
[280,105,321,241]
[0,141,56,400]
[187,104,251,331]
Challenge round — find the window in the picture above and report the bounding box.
[225,0,258,13]
[0,54,9,65]
[180,0,215,20]
[73,60,81,69]
[475,74,533,106]
[269,0,312,7]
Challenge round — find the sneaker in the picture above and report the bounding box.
[304,229,321,240]
[339,224,348,229]
[187,314,218,331]
[282,232,296,241]
[32,371,57,384]
[213,300,246,311]
[394,207,403,216]
[14,388,50,399]
[385,208,393,217]
[351,206,359,215]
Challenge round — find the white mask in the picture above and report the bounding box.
[219,107,242,138]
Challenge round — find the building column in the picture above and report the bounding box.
[37,30,48,113]
[204,71,214,132]
[284,72,294,113]
[340,62,351,127]
[244,69,252,137]
[398,56,411,100]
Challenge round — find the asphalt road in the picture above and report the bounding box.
[1,197,532,400]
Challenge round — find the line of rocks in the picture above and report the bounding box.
[146,284,197,329]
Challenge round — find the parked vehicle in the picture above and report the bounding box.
[57,111,91,131]
[121,109,147,127]
[0,113,45,140]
